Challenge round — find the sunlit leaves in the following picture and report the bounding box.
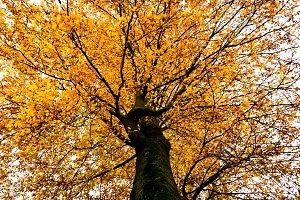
[0,0,299,199]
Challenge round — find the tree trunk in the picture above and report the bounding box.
[129,117,183,200]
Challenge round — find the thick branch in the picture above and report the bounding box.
[116,13,135,112]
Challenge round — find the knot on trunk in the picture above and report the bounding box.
[120,89,173,149]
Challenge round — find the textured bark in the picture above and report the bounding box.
[115,92,183,200]
[129,117,182,200]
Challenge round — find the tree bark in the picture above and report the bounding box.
[129,116,183,200]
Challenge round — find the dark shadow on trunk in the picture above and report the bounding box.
[129,116,183,200]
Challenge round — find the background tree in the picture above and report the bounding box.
[0,0,299,199]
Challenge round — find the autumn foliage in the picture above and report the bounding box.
[0,0,299,199]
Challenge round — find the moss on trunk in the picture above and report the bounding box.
[130,117,182,200]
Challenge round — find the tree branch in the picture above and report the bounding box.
[84,154,136,182]
[69,29,117,98]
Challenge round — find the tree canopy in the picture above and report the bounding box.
[0,0,299,199]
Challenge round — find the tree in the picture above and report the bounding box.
[0,0,299,199]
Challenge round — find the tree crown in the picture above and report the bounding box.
[0,0,299,199]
